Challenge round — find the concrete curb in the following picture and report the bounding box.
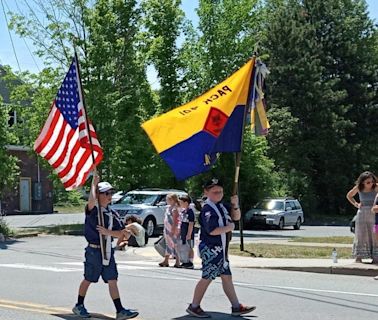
[12,232,40,239]
[245,265,378,277]
[132,246,378,278]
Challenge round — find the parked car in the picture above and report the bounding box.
[244,197,304,230]
[110,188,188,237]
[111,191,126,204]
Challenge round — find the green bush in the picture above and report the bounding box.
[54,188,85,206]
[0,217,13,238]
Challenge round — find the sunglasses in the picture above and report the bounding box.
[209,190,223,195]
[100,191,113,196]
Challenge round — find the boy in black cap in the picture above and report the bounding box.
[186,178,256,318]
[72,175,138,320]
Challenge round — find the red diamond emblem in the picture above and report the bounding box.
[203,107,229,137]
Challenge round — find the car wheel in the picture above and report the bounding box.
[143,217,156,237]
[294,217,301,230]
[278,218,284,230]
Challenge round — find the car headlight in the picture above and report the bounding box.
[127,209,143,215]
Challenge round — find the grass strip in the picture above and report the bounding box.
[229,243,352,259]
[54,205,85,214]
[15,224,85,236]
[290,236,353,244]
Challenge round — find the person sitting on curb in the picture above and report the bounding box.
[116,215,146,249]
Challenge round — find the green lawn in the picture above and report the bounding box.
[53,204,85,214]
[290,236,353,244]
[229,243,352,259]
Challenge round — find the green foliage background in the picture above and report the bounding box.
[1,0,376,216]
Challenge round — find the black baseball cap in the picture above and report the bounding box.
[203,178,223,190]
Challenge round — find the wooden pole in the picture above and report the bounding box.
[232,54,257,252]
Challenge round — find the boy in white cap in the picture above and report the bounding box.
[72,175,138,319]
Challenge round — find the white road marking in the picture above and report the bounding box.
[234,282,378,298]
[0,263,81,272]
[3,262,375,299]
[57,260,160,266]
[0,260,176,272]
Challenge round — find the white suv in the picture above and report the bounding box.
[110,189,188,237]
[244,197,304,230]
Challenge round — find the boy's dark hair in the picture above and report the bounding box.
[125,215,142,225]
[179,195,191,203]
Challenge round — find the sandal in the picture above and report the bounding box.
[159,262,169,267]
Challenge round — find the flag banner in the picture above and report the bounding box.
[247,59,270,135]
[34,57,103,190]
[142,59,255,180]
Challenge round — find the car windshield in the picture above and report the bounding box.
[255,200,284,210]
[118,193,158,205]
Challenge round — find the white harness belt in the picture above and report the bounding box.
[205,199,231,269]
[101,207,113,266]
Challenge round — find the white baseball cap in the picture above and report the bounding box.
[98,182,114,193]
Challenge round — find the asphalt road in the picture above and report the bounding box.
[1,235,377,320]
[4,213,353,242]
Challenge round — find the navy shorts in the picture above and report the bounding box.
[199,243,232,280]
[84,246,118,283]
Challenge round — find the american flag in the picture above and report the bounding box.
[34,57,103,190]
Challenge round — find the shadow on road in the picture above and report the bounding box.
[53,313,113,319]
[173,311,257,319]
[0,239,24,250]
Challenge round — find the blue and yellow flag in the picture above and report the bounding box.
[142,59,255,180]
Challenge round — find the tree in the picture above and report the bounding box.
[139,0,187,188]
[0,67,22,198]
[263,0,378,214]
[9,0,160,192]
[141,0,184,111]
[180,0,279,205]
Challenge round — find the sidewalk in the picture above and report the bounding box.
[131,244,378,278]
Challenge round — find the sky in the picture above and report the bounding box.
[0,0,377,74]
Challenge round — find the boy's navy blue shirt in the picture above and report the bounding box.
[84,205,124,245]
[180,208,195,241]
[199,202,231,246]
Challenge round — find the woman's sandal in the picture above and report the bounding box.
[159,262,169,267]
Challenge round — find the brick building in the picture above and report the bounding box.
[1,145,53,214]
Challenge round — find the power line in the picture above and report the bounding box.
[12,0,41,72]
[1,0,21,72]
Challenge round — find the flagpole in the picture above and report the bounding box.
[232,53,257,252]
[74,49,108,265]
